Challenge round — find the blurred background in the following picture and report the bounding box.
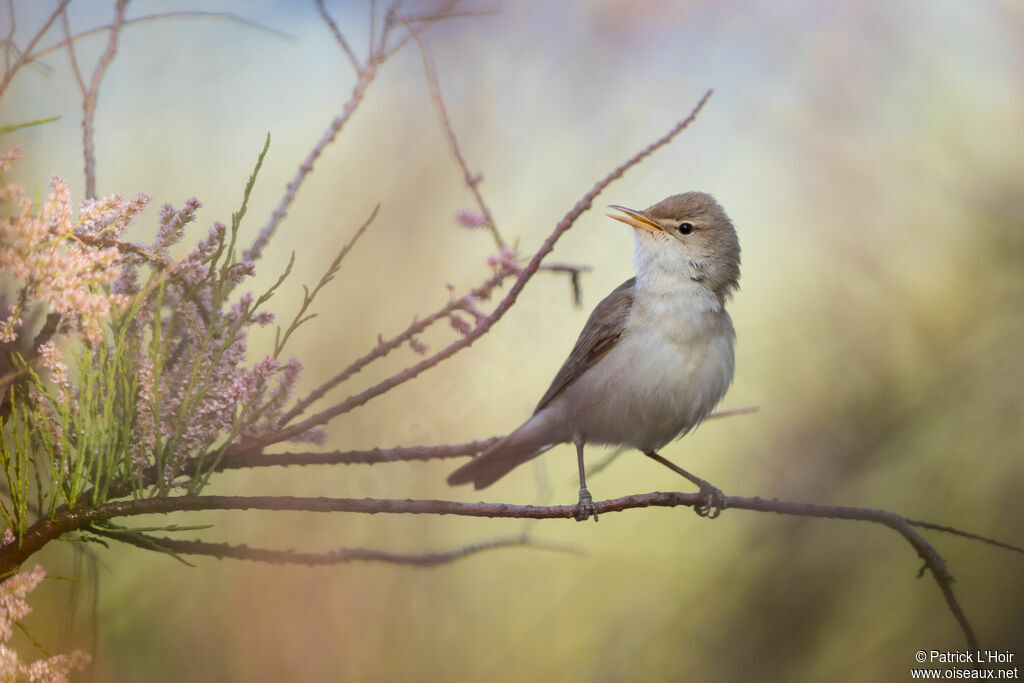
[2,0,1023,681]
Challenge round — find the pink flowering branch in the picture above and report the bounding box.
[0,564,90,678]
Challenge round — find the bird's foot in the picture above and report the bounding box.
[693,479,727,519]
[575,487,598,522]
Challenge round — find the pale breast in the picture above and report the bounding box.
[552,290,735,451]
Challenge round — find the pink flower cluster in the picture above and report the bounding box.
[455,208,488,229]
[126,211,320,479]
[1,148,318,484]
[0,564,90,681]
[0,149,145,345]
[37,340,70,404]
[486,245,520,275]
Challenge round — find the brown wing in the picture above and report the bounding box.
[533,277,635,414]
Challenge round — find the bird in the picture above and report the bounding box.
[447,192,740,521]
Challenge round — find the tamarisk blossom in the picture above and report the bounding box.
[486,245,520,275]
[0,151,145,344]
[37,341,70,404]
[455,207,488,229]
[126,210,322,480]
[0,150,317,482]
[0,562,90,681]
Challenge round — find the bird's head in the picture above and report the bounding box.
[608,191,740,302]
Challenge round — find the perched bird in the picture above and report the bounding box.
[447,192,740,521]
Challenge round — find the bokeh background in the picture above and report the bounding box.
[3,1,1023,681]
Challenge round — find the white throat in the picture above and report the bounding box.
[632,233,721,312]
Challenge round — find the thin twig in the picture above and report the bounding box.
[29,11,293,62]
[97,532,580,566]
[907,518,1024,556]
[273,204,379,357]
[244,63,377,263]
[221,437,502,470]
[409,23,503,247]
[584,405,758,477]
[2,1,14,73]
[278,268,511,425]
[72,232,169,266]
[704,405,759,420]
[0,0,71,97]
[314,0,359,73]
[368,0,377,61]
[59,10,87,93]
[538,262,592,306]
[63,0,127,199]
[248,1,474,263]
[379,0,465,61]
[403,8,499,23]
[247,91,716,450]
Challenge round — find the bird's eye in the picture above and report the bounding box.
[678,222,694,235]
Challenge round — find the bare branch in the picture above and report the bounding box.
[537,262,591,306]
[96,532,580,566]
[585,405,759,477]
[409,22,503,247]
[368,0,377,61]
[278,268,511,425]
[249,91,715,450]
[244,65,377,263]
[274,204,379,357]
[59,9,86,93]
[314,0,360,73]
[30,11,293,63]
[5,486,1006,650]
[0,0,71,97]
[404,8,500,23]
[221,437,501,470]
[907,518,1024,557]
[378,0,479,61]
[62,0,128,199]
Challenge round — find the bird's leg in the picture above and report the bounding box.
[574,436,598,522]
[644,451,726,518]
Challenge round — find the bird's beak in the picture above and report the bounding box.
[606,205,664,233]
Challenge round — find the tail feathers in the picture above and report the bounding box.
[447,421,553,489]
